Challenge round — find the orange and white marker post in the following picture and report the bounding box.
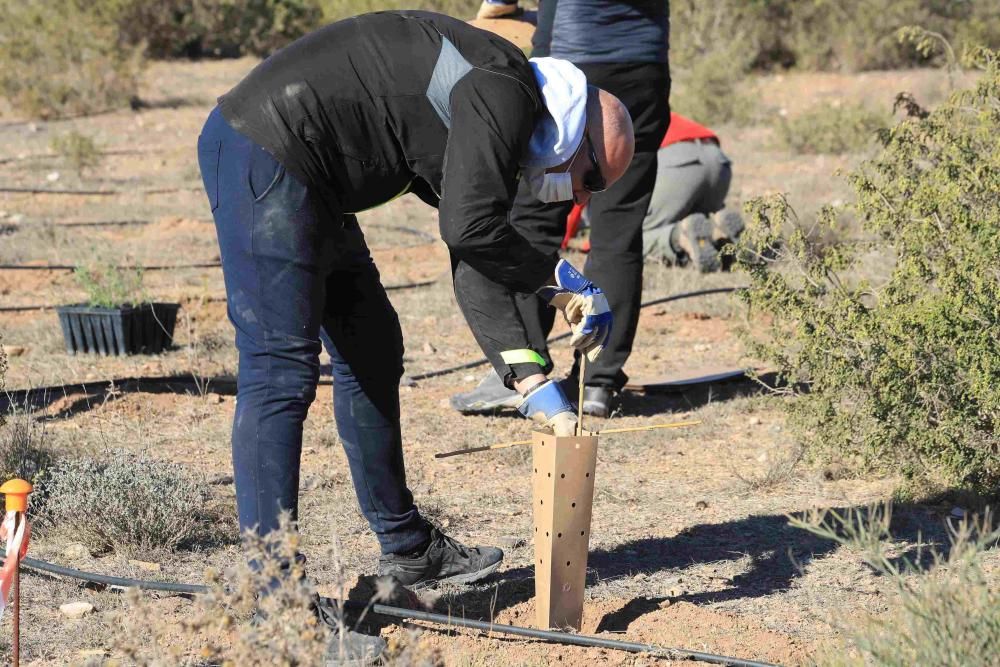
[0,479,33,667]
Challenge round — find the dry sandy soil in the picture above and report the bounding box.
[0,53,986,666]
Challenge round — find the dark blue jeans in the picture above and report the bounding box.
[196,107,428,555]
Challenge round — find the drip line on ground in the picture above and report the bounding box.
[0,185,202,196]
[3,555,779,666]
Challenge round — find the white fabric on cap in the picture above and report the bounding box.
[522,57,587,169]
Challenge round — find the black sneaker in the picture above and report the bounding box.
[449,369,521,414]
[323,629,387,666]
[377,527,503,587]
[581,385,618,418]
[312,596,388,666]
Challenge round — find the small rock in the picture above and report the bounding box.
[63,543,90,560]
[422,342,437,354]
[695,500,709,510]
[209,474,234,485]
[462,374,476,382]
[46,171,60,182]
[399,376,416,388]
[693,343,710,353]
[0,210,7,218]
[27,122,38,133]
[128,559,161,572]
[4,345,26,357]
[60,601,95,619]
[748,416,762,426]
[756,451,768,463]
[9,213,24,224]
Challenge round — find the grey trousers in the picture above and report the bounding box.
[643,139,732,263]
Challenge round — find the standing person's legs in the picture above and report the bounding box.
[319,218,428,556]
[579,62,671,390]
[198,107,334,541]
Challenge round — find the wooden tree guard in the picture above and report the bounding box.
[531,430,598,631]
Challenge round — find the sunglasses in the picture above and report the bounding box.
[582,132,606,193]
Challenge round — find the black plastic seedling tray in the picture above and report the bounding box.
[56,302,179,356]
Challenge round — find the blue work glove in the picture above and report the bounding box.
[517,379,577,436]
[537,259,612,361]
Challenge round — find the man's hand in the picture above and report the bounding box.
[517,379,577,436]
[537,259,612,361]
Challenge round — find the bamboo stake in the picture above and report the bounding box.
[577,356,586,437]
[434,420,702,459]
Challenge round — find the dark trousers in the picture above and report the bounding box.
[196,107,427,555]
[513,62,670,388]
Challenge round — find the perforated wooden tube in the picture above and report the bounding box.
[531,431,598,631]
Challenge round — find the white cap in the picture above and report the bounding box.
[522,57,587,169]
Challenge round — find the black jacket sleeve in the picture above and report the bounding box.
[438,69,558,294]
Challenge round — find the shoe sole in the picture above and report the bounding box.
[408,558,503,589]
[676,214,721,273]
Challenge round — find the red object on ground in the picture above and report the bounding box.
[661,112,717,148]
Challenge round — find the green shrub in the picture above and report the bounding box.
[318,0,478,23]
[41,453,207,555]
[50,131,103,176]
[0,0,142,119]
[73,265,145,308]
[776,103,888,155]
[0,410,54,489]
[668,0,763,125]
[671,1,1000,74]
[792,505,1000,666]
[114,0,323,58]
[734,50,1000,497]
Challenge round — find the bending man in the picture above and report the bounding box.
[197,10,633,659]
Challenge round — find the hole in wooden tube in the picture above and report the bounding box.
[557,532,562,538]
[540,499,543,505]
[535,527,538,532]
[539,558,543,564]
[534,468,537,473]
[566,561,571,566]
[572,502,576,507]
[560,473,565,478]
[547,472,551,477]
[586,472,590,477]
[545,531,549,537]
[580,530,585,536]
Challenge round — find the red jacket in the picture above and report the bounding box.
[661,112,717,148]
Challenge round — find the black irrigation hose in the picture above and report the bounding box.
[0,280,436,314]
[0,262,221,272]
[407,286,745,382]
[8,556,778,666]
[0,148,154,165]
[0,186,201,196]
[20,557,208,594]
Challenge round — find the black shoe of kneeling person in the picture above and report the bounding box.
[312,595,388,666]
[378,526,503,587]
